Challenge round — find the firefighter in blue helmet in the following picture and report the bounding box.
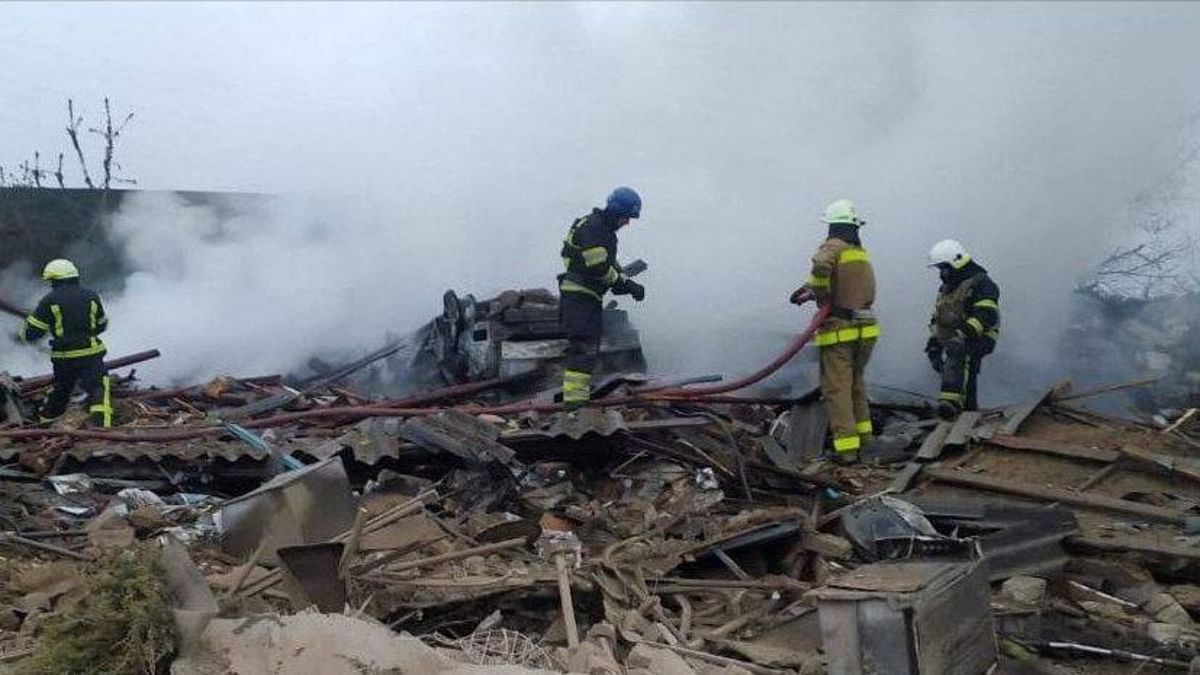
[20,259,113,428]
[557,187,644,405]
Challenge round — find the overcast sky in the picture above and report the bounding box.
[3,2,1200,398]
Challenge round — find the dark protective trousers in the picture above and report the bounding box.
[560,291,603,404]
[940,338,983,411]
[41,354,112,427]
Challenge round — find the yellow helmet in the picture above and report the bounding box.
[821,199,865,226]
[42,258,79,281]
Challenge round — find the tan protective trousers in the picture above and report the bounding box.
[819,338,875,454]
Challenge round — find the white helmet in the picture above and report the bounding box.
[928,239,971,269]
[821,199,865,226]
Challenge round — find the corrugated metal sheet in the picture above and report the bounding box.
[0,412,710,467]
[0,438,271,463]
[536,408,627,440]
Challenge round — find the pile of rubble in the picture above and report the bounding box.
[1065,292,1200,413]
[0,348,1199,674]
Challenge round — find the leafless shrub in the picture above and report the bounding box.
[2,98,136,190]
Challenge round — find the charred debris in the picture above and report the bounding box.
[0,290,1199,674]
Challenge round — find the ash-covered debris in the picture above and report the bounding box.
[0,336,1198,674]
[319,285,649,401]
[1064,292,1200,417]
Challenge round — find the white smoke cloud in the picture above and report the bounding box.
[2,3,1200,401]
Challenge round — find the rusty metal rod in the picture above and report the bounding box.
[17,349,162,393]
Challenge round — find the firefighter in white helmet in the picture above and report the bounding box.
[924,240,1000,418]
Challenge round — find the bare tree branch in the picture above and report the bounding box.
[87,97,136,190]
[66,98,95,189]
[54,152,65,189]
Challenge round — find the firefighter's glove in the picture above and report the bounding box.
[627,280,646,302]
[789,287,812,306]
[924,337,943,373]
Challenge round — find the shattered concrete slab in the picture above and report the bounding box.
[171,613,558,675]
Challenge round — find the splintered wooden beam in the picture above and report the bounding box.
[925,469,1187,525]
[1053,377,1160,403]
[988,434,1120,463]
[998,384,1062,435]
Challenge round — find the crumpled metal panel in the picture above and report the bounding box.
[310,417,404,465]
[400,410,517,467]
[217,455,356,565]
[907,495,1079,581]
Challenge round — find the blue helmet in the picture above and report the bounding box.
[605,186,641,219]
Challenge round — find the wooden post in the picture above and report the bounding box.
[555,553,580,648]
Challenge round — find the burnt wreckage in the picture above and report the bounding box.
[419,260,649,390]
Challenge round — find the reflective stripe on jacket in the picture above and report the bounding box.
[23,281,108,360]
[930,267,1000,345]
[809,238,879,346]
[559,209,621,300]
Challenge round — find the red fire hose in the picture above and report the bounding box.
[651,304,830,398]
[0,306,830,442]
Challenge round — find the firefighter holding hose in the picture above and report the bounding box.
[19,259,113,428]
[790,199,879,463]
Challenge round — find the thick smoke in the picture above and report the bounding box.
[3,3,1200,400]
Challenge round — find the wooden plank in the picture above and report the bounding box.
[1067,536,1200,561]
[1053,377,1159,403]
[925,469,1187,525]
[916,421,954,460]
[944,411,982,447]
[1075,463,1120,492]
[1118,444,1200,486]
[999,385,1059,436]
[987,434,1119,463]
[887,462,924,494]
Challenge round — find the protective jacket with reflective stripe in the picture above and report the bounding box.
[930,262,999,346]
[808,236,879,346]
[559,208,624,301]
[23,280,108,360]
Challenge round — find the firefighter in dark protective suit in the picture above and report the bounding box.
[924,239,1000,419]
[558,187,645,406]
[791,199,879,463]
[21,259,113,428]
